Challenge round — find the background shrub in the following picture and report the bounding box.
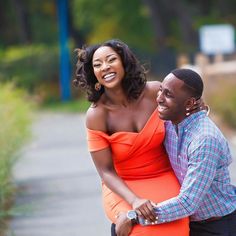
[0,83,32,232]
[205,76,236,129]
[0,44,59,99]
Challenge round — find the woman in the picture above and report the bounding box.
[74,39,189,235]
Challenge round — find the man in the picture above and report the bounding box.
[115,68,236,236]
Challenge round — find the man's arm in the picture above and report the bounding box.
[143,135,220,224]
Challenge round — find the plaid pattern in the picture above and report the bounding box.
[154,111,236,223]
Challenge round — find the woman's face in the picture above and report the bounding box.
[92,46,125,89]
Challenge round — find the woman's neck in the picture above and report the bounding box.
[103,88,129,108]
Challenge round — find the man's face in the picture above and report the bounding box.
[156,73,191,124]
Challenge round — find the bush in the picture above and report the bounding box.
[0,44,81,104]
[205,77,236,129]
[0,44,59,94]
[0,83,32,232]
[42,98,91,113]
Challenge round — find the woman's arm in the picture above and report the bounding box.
[90,148,138,206]
[146,80,161,99]
[90,146,156,222]
[86,105,156,222]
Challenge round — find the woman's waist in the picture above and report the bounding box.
[116,165,172,180]
[112,145,168,164]
[102,171,180,203]
[114,156,172,180]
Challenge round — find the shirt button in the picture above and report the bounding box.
[185,129,188,132]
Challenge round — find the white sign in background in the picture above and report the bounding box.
[199,24,235,54]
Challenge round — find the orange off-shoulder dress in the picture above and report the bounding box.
[87,109,189,236]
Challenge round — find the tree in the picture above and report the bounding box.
[142,0,197,52]
[71,0,154,51]
[10,0,31,44]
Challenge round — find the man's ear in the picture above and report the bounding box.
[185,97,196,111]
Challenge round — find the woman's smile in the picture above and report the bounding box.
[103,72,116,82]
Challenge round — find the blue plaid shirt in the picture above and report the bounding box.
[153,111,236,223]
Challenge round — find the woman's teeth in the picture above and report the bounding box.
[103,73,116,81]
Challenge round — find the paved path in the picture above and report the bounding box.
[6,112,236,236]
[7,112,110,236]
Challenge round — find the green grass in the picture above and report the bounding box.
[40,98,91,113]
[0,83,32,234]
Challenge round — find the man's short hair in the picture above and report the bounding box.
[171,68,203,99]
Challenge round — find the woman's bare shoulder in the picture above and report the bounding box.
[86,103,107,132]
[145,80,161,97]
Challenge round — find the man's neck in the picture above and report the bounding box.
[171,108,201,126]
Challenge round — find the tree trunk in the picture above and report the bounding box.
[142,0,168,50]
[68,2,85,48]
[10,0,31,44]
[166,0,197,48]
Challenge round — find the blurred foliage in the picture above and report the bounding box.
[0,0,236,126]
[71,0,154,51]
[0,83,32,231]
[1,0,236,51]
[0,1,57,46]
[42,98,90,113]
[0,44,59,97]
[206,79,236,129]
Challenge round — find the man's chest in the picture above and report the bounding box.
[165,126,191,182]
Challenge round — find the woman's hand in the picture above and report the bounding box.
[115,212,133,236]
[132,197,157,223]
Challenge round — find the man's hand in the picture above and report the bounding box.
[115,212,133,236]
[132,198,156,223]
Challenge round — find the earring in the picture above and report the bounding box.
[94,82,101,91]
[186,107,190,116]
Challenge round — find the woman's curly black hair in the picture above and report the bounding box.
[74,39,147,103]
